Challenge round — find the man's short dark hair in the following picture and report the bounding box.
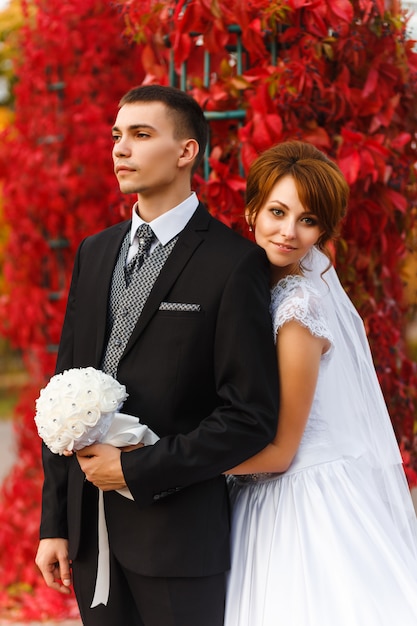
[119,85,208,174]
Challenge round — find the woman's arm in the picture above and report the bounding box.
[226,320,328,475]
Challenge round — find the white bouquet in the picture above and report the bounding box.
[35,366,160,609]
[35,367,132,454]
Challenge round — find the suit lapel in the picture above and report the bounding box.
[121,204,210,359]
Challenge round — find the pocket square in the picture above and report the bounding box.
[159,302,201,312]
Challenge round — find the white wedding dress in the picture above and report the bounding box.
[225,272,417,626]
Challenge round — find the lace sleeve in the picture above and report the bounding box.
[270,276,334,349]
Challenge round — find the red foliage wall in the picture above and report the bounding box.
[0,0,142,619]
[0,0,416,620]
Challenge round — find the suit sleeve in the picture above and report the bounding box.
[39,244,82,539]
[121,244,279,507]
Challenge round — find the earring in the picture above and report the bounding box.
[248,226,253,232]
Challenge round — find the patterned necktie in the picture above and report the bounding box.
[101,233,178,378]
[125,223,155,285]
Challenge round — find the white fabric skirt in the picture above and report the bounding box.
[225,458,417,626]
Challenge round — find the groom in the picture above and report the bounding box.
[35,85,279,625]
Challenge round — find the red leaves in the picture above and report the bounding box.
[328,0,354,23]
[205,149,246,229]
[288,0,353,38]
[0,0,142,619]
[400,441,417,489]
[362,66,379,99]
[239,93,284,170]
[337,129,392,187]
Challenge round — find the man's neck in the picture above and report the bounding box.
[135,187,193,223]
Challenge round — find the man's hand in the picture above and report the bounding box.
[35,538,72,594]
[76,443,127,491]
[120,442,145,453]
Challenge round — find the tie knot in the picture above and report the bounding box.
[135,223,154,254]
[136,223,154,241]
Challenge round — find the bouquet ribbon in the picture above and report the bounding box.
[89,412,159,608]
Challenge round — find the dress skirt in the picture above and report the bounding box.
[225,456,417,626]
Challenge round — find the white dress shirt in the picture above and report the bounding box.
[126,193,199,264]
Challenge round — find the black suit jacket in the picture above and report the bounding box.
[40,203,279,577]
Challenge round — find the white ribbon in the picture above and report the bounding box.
[89,412,159,608]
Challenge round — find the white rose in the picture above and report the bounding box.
[99,390,126,413]
[65,420,86,439]
[47,429,75,455]
[72,413,114,450]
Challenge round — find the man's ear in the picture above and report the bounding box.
[178,138,200,169]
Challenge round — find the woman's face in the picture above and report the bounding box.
[251,175,323,282]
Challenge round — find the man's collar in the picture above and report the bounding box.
[130,192,199,245]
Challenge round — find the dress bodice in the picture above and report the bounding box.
[270,275,336,467]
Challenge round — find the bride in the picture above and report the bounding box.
[224,140,417,625]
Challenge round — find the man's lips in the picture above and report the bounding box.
[115,165,135,174]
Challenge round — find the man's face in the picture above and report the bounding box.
[112,101,186,197]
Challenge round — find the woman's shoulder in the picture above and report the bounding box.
[270,274,321,309]
[270,274,333,347]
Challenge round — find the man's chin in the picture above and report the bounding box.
[118,183,139,195]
